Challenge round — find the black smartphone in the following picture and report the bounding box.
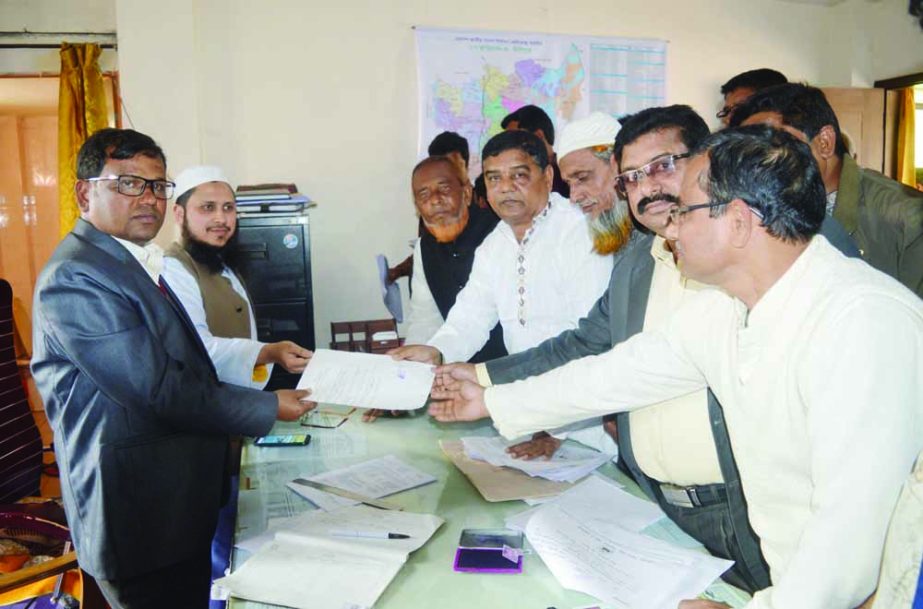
[254,434,311,447]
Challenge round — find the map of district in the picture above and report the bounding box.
[416,28,667,172]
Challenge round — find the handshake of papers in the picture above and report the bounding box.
[217,505,444,609]
[296,349,434,411]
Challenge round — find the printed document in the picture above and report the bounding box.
[217,505,443,609]
[297,348,434,411]
[286,454,437,511]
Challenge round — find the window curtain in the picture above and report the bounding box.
[895,87,916,189]
[58,43,109,237]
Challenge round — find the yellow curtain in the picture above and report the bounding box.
[58,43,109,237]
[895,87,916,188]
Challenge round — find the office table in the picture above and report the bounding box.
[228,411,751,609]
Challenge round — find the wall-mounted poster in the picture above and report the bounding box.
[415,27,667,173]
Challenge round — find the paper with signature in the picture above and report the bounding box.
[296,349,434,410]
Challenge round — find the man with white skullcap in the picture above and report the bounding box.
[162,166,312,389]
[555,111,632,256]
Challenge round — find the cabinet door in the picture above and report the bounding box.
[236,222,312,304]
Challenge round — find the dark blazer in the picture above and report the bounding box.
[31,219,278,580]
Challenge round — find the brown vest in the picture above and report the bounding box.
[165,243,251,340]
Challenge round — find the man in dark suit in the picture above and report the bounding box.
[31,128,314,609]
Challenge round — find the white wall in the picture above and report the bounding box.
[112,0,923,348]
[0,0,117,73]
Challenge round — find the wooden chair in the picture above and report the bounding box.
[329,319,402,354]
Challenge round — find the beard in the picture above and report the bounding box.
[181,219,244,275]
[588,198,633,255]
[423,203,470,244]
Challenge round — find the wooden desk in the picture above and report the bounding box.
[228,412,751,609]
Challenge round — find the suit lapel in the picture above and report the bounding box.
[71,219,219,382]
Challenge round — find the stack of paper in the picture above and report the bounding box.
[217,505,444,609]
[286,455,437,512]
[462,436,610,482]
[506,476,732,609]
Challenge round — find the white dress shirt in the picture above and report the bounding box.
[162,257,271,389]
[113,237,164,284]
[427,193,612,364]
[484,236,923,609]
[404,238,445,345]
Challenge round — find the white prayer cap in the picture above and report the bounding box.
[555,112,621,162]
[173,165,231,201]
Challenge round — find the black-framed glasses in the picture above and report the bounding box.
[716,103,742,120]
[615,153,690,195]
[667,200,765,226]
[84,174,175,200]
[667,201,728,226]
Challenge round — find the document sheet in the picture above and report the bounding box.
[286,454,437,512]
[296,349,434,411]
[518,477,731,609]
[217,505,444,609]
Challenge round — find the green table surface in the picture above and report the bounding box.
[228,409,751,609]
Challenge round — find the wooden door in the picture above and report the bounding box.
[822,87,887,174]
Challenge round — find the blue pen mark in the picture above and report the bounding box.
[397,369,407,380]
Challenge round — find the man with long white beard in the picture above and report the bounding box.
[437,106,860,594]
[162,166,311,388]
[555,111,632,256]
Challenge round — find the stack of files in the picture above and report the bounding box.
[286,454,437,511]
[217,505,444,609]
[462,435,610,482]
[504,476,734,609]
[235,184,313,212]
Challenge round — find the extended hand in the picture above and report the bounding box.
[428,379,489,422]
[434,362,478,390]
[506,431,561,460]
[275,389,315,421]
[261,341,312,373]
[388,344,442,365]
[362,409,405,423]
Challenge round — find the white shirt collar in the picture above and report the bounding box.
[112,237,164,284]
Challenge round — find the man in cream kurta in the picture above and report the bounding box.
[162,166,311,388]
[431,126,923,609]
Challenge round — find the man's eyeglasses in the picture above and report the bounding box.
[84,175,175,200]
[667,200,765,226]
[615,153,689,195]
[716,104,739,120]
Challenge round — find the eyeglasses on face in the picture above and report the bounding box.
[716,104,740,120]
[667,200,765,226]
[615,153,689,195]
[84,174,176,200]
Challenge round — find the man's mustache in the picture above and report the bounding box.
[637,193,680,215]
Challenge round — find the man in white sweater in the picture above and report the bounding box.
[430,125,923,609]
[392,129,612,365]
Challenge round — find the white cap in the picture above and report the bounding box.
[173,165,231,200]
[555,112,621,161]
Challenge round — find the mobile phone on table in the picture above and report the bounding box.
[453,528,524,573]
[254,434,311,447]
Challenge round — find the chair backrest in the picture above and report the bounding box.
[329,319,402,354]
[0,279,42,502]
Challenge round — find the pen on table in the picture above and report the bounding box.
[329,529,411,540]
